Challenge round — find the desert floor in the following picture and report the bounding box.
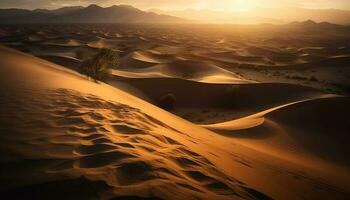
[0,23,349,200]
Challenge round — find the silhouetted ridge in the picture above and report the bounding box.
[0,4,188,23]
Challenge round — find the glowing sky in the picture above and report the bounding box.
[0,0,349,11]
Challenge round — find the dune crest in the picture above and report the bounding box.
[0,46,277,200]
[203,95,350,172]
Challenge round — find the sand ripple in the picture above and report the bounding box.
[0,88,271,200]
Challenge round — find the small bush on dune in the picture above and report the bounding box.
[309,76,318,82]
[79,48,119,82]
[75,50,85,60]
[221,85,240,108]
[158,93,176,110]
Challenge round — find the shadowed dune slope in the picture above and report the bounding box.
[110,76,325,123]
[266,97,350,166]
[203,96,350,169]
[110,78,322,108]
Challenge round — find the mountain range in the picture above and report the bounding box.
[0,4,187,23]
[1,4,350,25]
[150,7,350,25]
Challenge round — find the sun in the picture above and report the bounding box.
[231,0,255,12]
[193,0,256,13]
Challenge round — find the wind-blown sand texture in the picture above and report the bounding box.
[0,44,350,200]
[0,23,350,200]
[0,46,277,200]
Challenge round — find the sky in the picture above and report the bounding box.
[0,0,349,11]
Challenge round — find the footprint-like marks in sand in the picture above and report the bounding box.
[2,88,272,200]
[112,124,145,135]
[74,143,118,155]
[115,160,154,185]
[75,150,137,168]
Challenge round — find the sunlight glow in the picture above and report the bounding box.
[231,0,255,12]
[191,0,256,12]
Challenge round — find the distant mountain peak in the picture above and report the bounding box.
[117,4,137,9]
[33,9,49,13]
[288,20,317,26]
[0,4,189,24]
[87,4,101,9]
[302,19,317,25]
[287,20,341,29]
[107,4,141,12]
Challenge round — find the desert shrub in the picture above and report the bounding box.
[158,93,176,110]
[332,83,350,94]
[75,50,85,60]
[288,75,308,81]
[220,85,240,108]
[272,71,282,76]
[309,76,318,82]
[79,48,118,82]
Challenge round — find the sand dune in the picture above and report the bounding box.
[267,97,350,166]
[1,23,349,94]
[198,51,269,65]
[1,22,350,200]
[202,95,350,172]
[115,52,251,84]
[150,60,243,81]
[43,39,85,47]
[39,55,82,71]
[1,45,350,199]
[0,45,276,200]
[87,36,154,50]
[285,55,350,69]
[119,51,158,69]
[110,77,324,124]
[132,50,175,64]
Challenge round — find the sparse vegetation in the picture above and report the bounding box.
[158,93,176,110]
[286,75,308,81]
[221,85,240,108]
[79,48,119,82]
[309,76,318,82]
[331,83,350,94]
[75,50,85,60]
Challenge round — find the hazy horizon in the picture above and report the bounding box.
[0,0,349,11]
[1,1,350,25]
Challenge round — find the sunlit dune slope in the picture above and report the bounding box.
[0,45,272,200]
[116,52,250,84]
[0,46,349,200]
